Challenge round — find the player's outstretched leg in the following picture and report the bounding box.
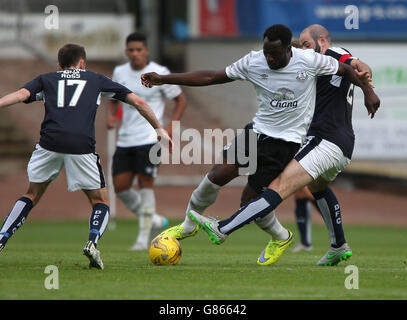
[188,210,226,245]
[0,182,49,253]
[161,163,238,241]
[0,197,34,253]
[311,187,352,266]
[83,203,109,270]
[160,173,222,240]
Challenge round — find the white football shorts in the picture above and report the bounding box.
[294,136,351,182]
[27,144,106,192]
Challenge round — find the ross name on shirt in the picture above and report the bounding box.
[58,69,84,79]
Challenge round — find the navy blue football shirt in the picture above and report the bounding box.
[307,47,356,159]
[23,69,132,154]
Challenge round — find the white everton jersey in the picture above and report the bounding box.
[225,47,339,144]
[112,61,182,147]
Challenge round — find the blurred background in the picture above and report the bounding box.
[0,0,406,227]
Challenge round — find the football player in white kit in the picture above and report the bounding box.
[141,24,380,265]
[186,26,379,266]
[107,32,187,250]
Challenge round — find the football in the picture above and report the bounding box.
[148,234,182,265]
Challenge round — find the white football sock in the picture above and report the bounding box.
[181,174,221,233]
[135,189,156,243]
[256,210,289,241]
[152,212,166,228]
[116,188,142,215]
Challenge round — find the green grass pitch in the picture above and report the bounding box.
[0,219,406,300]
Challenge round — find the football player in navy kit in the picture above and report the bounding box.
[287,24,374,263]
[185,25,379,266]
[0,44,171,269]
[141,24,380,266]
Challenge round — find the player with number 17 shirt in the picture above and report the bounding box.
[0,43,171,270]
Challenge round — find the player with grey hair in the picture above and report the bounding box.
[289,24,374,261]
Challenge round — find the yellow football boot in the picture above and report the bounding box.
[257,230,294,266]
[159,224,200,241]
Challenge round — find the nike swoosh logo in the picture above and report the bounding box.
[258,250,269,263]
[205,222,223,238]
[327,248,346,259]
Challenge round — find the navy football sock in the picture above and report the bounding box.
[218,188,282,235]
[0,197,34,246]
[88,203,109,247]
[295,198,312,246]
[312,187,346,248]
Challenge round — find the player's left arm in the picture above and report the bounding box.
[166,92,187,138]
[0,88,31,109]
[336,62,380,118]
[125,93,173,152]
[99,73,173,151]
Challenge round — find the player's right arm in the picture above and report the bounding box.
[0,88,31,109]
[141,69,233,88]
[142,52,254,88]
[99,73,173,151]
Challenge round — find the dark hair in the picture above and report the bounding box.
[263,24,292,47]
[126,32,148,46]
[58,44,86,69]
